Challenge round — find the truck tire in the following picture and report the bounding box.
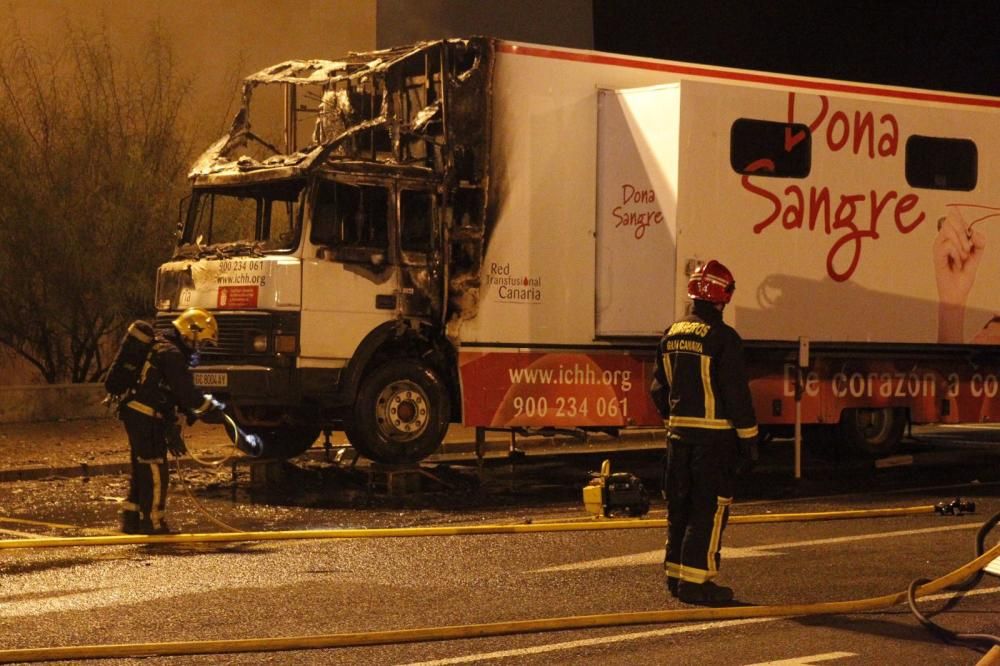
[245,424,320,459]
[838,407,906,458]
[345,359,451,464]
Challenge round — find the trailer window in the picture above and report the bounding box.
[311,180,389,258]
[905,135,977,191]
[730,118,811,178]
[400,190,434,254]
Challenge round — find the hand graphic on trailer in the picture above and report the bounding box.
[933,204,1000,343]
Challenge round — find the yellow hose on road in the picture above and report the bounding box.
[0,504,940,550]
[0,539,997,663]
[978,646,1000,666]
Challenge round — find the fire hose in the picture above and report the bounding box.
[0,504,946,549]
[906,509,1000,651]
[0,505,996,662]
[172,412,264,533]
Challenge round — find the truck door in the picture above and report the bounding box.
[300,177,444,365]
[396,185,444,322]
[300,177,397,363]
[595,85,681,337]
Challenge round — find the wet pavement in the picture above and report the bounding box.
[1,424,997,666]
[0,417,670,534]
[1,417,999,538]
[0,417,665,481]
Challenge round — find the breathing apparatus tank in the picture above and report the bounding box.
[103,320,156,401]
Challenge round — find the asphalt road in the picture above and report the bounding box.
[0,425,998,664]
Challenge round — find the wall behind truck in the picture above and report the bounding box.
[1,0,376,166]
[375,0,593,50]
[0,385,108,424]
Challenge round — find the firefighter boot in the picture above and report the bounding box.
[121,512,173,535]
[120,510,142,534]
[666,577,680,598]
[677,581,735,605]
[149,520,174,535]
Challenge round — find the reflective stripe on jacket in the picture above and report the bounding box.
[650,300,758,441]
[126,331,210,421]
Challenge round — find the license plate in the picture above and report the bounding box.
[193,372,228,388]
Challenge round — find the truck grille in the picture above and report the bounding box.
[155,312,298,359]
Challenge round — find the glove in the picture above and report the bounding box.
[649,378,669,419]
[736,437,759,475]
[165,423,187,457]
[199,397,227,425]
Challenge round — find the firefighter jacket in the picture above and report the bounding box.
[650,300,758,443]
[123,330,215,422]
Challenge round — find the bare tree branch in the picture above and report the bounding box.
[0,15,193,383]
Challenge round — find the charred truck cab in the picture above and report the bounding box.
[155,39,491,462]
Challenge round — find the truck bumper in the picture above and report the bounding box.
[191,365,297,403]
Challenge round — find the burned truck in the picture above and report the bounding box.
[156,39,492,462]
[156,37,1000,464]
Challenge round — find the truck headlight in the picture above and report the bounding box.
[252,335,268,353]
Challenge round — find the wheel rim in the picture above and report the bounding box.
[375,379,430,441]
[852,408,893,443]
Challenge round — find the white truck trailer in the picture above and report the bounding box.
[153,37,1000,463]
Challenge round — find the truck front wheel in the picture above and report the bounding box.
[345,359,451,464]
[839,407,906,458]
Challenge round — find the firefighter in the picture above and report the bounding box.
[118,307,225,534]
[650,259,758,605]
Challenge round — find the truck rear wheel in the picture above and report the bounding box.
[345,359,451,464]
[838,407,906,458]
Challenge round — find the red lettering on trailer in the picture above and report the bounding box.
[786,93,900,160]
[784,93,822,151]
[611,183,665,239]
[743,178,927,282]
[622,184,656,204]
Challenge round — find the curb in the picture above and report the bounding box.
[435,428,666,456]
[0,429,668,484]
[0,461,132,483]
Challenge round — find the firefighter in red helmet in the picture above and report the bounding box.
[650,259,758,605]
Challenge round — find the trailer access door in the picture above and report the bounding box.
[596,85,680,337]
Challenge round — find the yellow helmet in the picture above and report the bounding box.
[172,308,219,347]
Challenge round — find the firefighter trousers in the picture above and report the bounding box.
[121,409,170,530]
[663,430,738,585]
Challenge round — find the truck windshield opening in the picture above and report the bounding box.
[179,181,306,257]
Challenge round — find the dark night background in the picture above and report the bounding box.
[379,1,998,97]
[592,1,999,97]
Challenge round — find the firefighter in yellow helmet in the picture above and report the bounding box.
[118,308,225,534]
[649,260,758,605]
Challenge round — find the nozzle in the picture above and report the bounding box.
[236,432,264,458]
[221,412,264,458]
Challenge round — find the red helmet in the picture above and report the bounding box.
[687,260,735,304]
